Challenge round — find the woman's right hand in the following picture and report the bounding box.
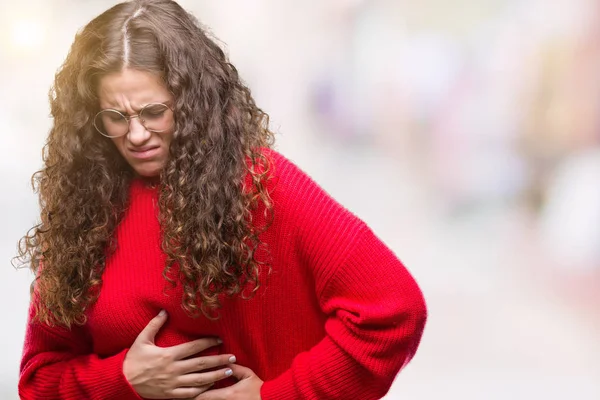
[123,310,235,399]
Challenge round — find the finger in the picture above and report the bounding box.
[168,384,213,399]
[176,354,237,374]
[227,364,254,380]
[177,367,233,387]
[136,310,168,344]
[194,386,230,400]
[169,337,222,360]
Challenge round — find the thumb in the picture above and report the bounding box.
[136,309,168,344]
[228,364,255,380]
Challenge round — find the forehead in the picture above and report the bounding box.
[97,68,171,109]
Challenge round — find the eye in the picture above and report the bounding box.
[143,105,167,118]
[98,110,126,124]
[108,114,124,122]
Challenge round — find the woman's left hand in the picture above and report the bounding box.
[189,364,263,400]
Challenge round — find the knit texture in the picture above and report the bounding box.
[19,149,427,400]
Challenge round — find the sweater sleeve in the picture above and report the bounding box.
[19,292,142,400]
[260,151,427,400]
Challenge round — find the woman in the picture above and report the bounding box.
[16,1,427,399]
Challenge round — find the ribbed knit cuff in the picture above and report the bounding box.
[97,349,143,400]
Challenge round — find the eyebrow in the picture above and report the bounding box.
[101,100,172,114]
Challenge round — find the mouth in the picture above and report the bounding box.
[128,146,161,160]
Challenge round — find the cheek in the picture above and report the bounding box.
[110,137,127,156]
[163,131,175,150]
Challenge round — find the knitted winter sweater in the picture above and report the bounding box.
[19,149,427,400]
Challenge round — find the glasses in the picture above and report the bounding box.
[93,102,174,138]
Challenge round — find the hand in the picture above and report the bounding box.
[123,310,236,399]
[192,365,263,400]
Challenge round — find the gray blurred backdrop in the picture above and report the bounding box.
[1,0,599,399]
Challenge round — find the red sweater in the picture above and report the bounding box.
[19,150,427,400]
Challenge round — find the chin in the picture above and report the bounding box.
[136,170,161,178]
[132,162,164,178]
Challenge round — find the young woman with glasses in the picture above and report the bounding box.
[16,1,427,399]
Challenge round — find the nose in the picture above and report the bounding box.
[127,117,151,146]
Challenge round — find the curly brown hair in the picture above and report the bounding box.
[14,0,274,328]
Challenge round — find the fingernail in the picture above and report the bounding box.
[229,355,236,363]
[217,338,223,344]
[158,309,167,317]
[225,368,233,377]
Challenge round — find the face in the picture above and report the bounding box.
[97,68,174,178]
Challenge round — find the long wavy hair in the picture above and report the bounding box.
[14,0,274,327]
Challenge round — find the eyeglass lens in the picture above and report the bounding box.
[94,103,173,137]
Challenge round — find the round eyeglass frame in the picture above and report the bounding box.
[93,102,174,138]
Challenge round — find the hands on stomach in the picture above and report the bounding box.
[123,310,236,399]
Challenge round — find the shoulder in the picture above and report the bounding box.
[259,147,365,233]
[259,147,323,201]
[261,147,301,181]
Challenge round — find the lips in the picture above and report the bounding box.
[128,146,160,159]
[131,145,159,152]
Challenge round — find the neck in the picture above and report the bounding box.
[134,174,161,188]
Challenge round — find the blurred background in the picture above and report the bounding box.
[1,0,599,398]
